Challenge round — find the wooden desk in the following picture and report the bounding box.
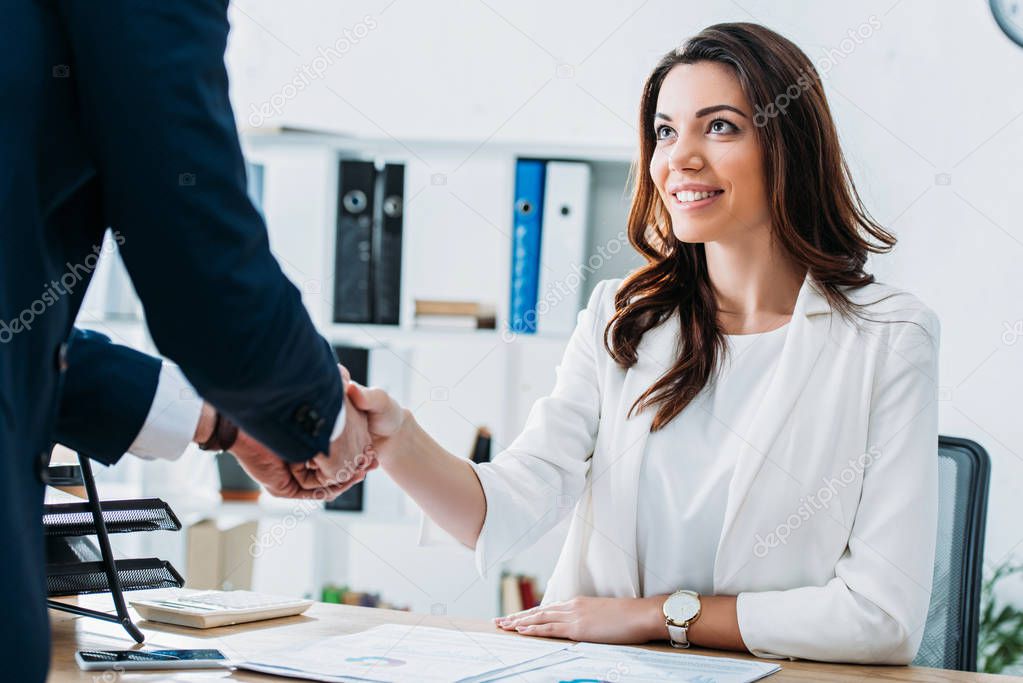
[48,593,1014,682]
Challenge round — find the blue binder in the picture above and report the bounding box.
[509,160,546,334]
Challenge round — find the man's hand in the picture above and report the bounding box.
[230,428,362,500]
[293,365,378,488]
[299,390,376,486]
[196,402,353,499]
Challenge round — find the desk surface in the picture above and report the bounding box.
[49,593,1014,682]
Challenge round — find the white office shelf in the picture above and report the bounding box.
[326,322,571,346]
[241,126,636,164]
[77,129,643,620]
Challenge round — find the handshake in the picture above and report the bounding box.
[222,365,406,501]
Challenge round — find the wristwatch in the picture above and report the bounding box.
[198,410,239,452]
[662,590,702,648]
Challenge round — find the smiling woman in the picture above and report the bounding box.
[610,22,902,431]
[353,21,941,667]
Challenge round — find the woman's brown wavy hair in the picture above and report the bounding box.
[604,22,897,431]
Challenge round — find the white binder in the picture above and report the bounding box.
[536,161,591,336]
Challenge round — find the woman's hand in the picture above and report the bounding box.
[493,596,666,645]
[345,384,486,548]
[285,364,379,490]
[287,449,378,492]
[345,381,409,462]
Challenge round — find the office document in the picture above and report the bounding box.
[239,624,780,683]
[481,642,781,682]
[238,624,570,682]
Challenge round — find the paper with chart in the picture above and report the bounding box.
[479,642,782,683]
[238,623,573,683]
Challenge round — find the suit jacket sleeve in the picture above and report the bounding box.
[53,328,161,466]
[55,0,341,462]
[736,307,941,664]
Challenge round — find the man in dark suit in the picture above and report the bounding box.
[2,2,373,679]
[56,329,363,500]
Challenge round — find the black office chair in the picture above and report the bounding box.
[912,436,990,671]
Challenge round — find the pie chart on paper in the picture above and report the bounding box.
[345,655,406,667]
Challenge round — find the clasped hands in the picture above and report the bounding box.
[228,365,402,500]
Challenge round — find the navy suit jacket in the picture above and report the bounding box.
[55,329,162,466]
[1,2,344,679]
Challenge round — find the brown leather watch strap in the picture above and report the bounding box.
[198,411,239,452]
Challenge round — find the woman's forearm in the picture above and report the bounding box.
[499,593,748,651]
[376,411,487,549]
[640,594,746,651]
[686,595,747,652]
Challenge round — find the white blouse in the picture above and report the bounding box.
[637,322,790,597]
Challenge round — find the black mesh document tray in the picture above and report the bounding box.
[42,454,185,643]
[43,498,181,536]
[46,558,184,597]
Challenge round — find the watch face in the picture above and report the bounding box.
[992,0,1023,48]
[663,591,700,623]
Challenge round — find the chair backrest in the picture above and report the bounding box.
[912,436,990,671]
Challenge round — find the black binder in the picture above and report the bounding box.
[471,427,492,464]
[325,345,371,513]
[334,160,376,323]
[373,163,405,324]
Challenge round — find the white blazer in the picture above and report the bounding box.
[425,274,940,665]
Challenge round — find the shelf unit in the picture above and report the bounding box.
[75,128,642,619]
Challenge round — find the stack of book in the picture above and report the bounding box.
[321,584,409,611]
[500,573,541,614]
[414,299,496,330]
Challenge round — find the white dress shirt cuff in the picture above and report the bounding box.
[330,390,346,441]
[128,362,203,461]
[735,591,794,661]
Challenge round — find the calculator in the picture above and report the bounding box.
[130,589,313,629]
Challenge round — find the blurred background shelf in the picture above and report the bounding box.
[67,114,646,620]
